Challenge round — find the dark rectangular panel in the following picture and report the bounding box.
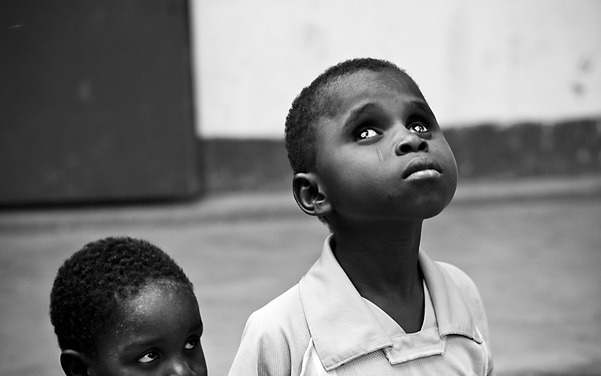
[2,0,201,205]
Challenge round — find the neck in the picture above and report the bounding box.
[331,220,423,297]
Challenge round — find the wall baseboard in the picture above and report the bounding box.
[199,117,601,193]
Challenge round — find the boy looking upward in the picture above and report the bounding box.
[50,236,208,376]
[229,58,494,375]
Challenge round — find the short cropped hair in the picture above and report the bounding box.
[284,57,417,173]
[49,236,194,357]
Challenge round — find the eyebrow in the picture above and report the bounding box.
[342,102,380,130]
[121,337,161,353]
[193,319,204,335]
[410,100,435,116]
[120,319,203,353]
[342,99,433,130]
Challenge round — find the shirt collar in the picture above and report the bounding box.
[418,250,483,343]
[298,235,482,371]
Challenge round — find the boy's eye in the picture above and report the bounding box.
[138,351,160,363]
[184,337,200,350]
[357,128,379,140]
[410,122,429,133]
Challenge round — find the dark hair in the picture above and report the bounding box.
[49,236,194,357]
[284,57,417,173]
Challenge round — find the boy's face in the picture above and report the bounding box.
[314,69,457,225]
[89,281,207,376]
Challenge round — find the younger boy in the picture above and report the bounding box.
[229,58,494,375]
[50,236,208,376]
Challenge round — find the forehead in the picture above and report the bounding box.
[122,282,198,321]
[104,282,200,340]
[91,281,202,370]
[321,68,425,117]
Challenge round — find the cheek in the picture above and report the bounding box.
[321,163,387,214]
[193,350,209,376]
[432,143,459,206]
[446,149,459,184]
[88,357,122,376]
[432,140,458,174]
[319,156,363,193]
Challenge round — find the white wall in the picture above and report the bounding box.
[191,0,601,138]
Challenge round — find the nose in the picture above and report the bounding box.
[395,132,428,155]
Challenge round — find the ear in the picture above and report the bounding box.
[293,172,332,217]
[60,349,93,376]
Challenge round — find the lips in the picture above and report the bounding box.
[402,158,443,179]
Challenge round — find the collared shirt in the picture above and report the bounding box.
[228,235,495,376]
[363,281,440,364]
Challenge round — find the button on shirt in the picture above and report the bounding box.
[228,235,495,376]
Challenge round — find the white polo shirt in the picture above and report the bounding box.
[229,235,494,376]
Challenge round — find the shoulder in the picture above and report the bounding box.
[246,284,306,332]
[435,261,484,310]
[229,285,311,376]
[435,261,491,341]
[435,261,480,294]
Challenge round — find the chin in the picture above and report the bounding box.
[414,192,454,219]
[422,206,446,220]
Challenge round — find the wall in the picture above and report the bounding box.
[191,0,601,192]
[3,1,600,203]
[191,0,601,138]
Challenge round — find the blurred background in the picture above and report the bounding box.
[2,0,601,375]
